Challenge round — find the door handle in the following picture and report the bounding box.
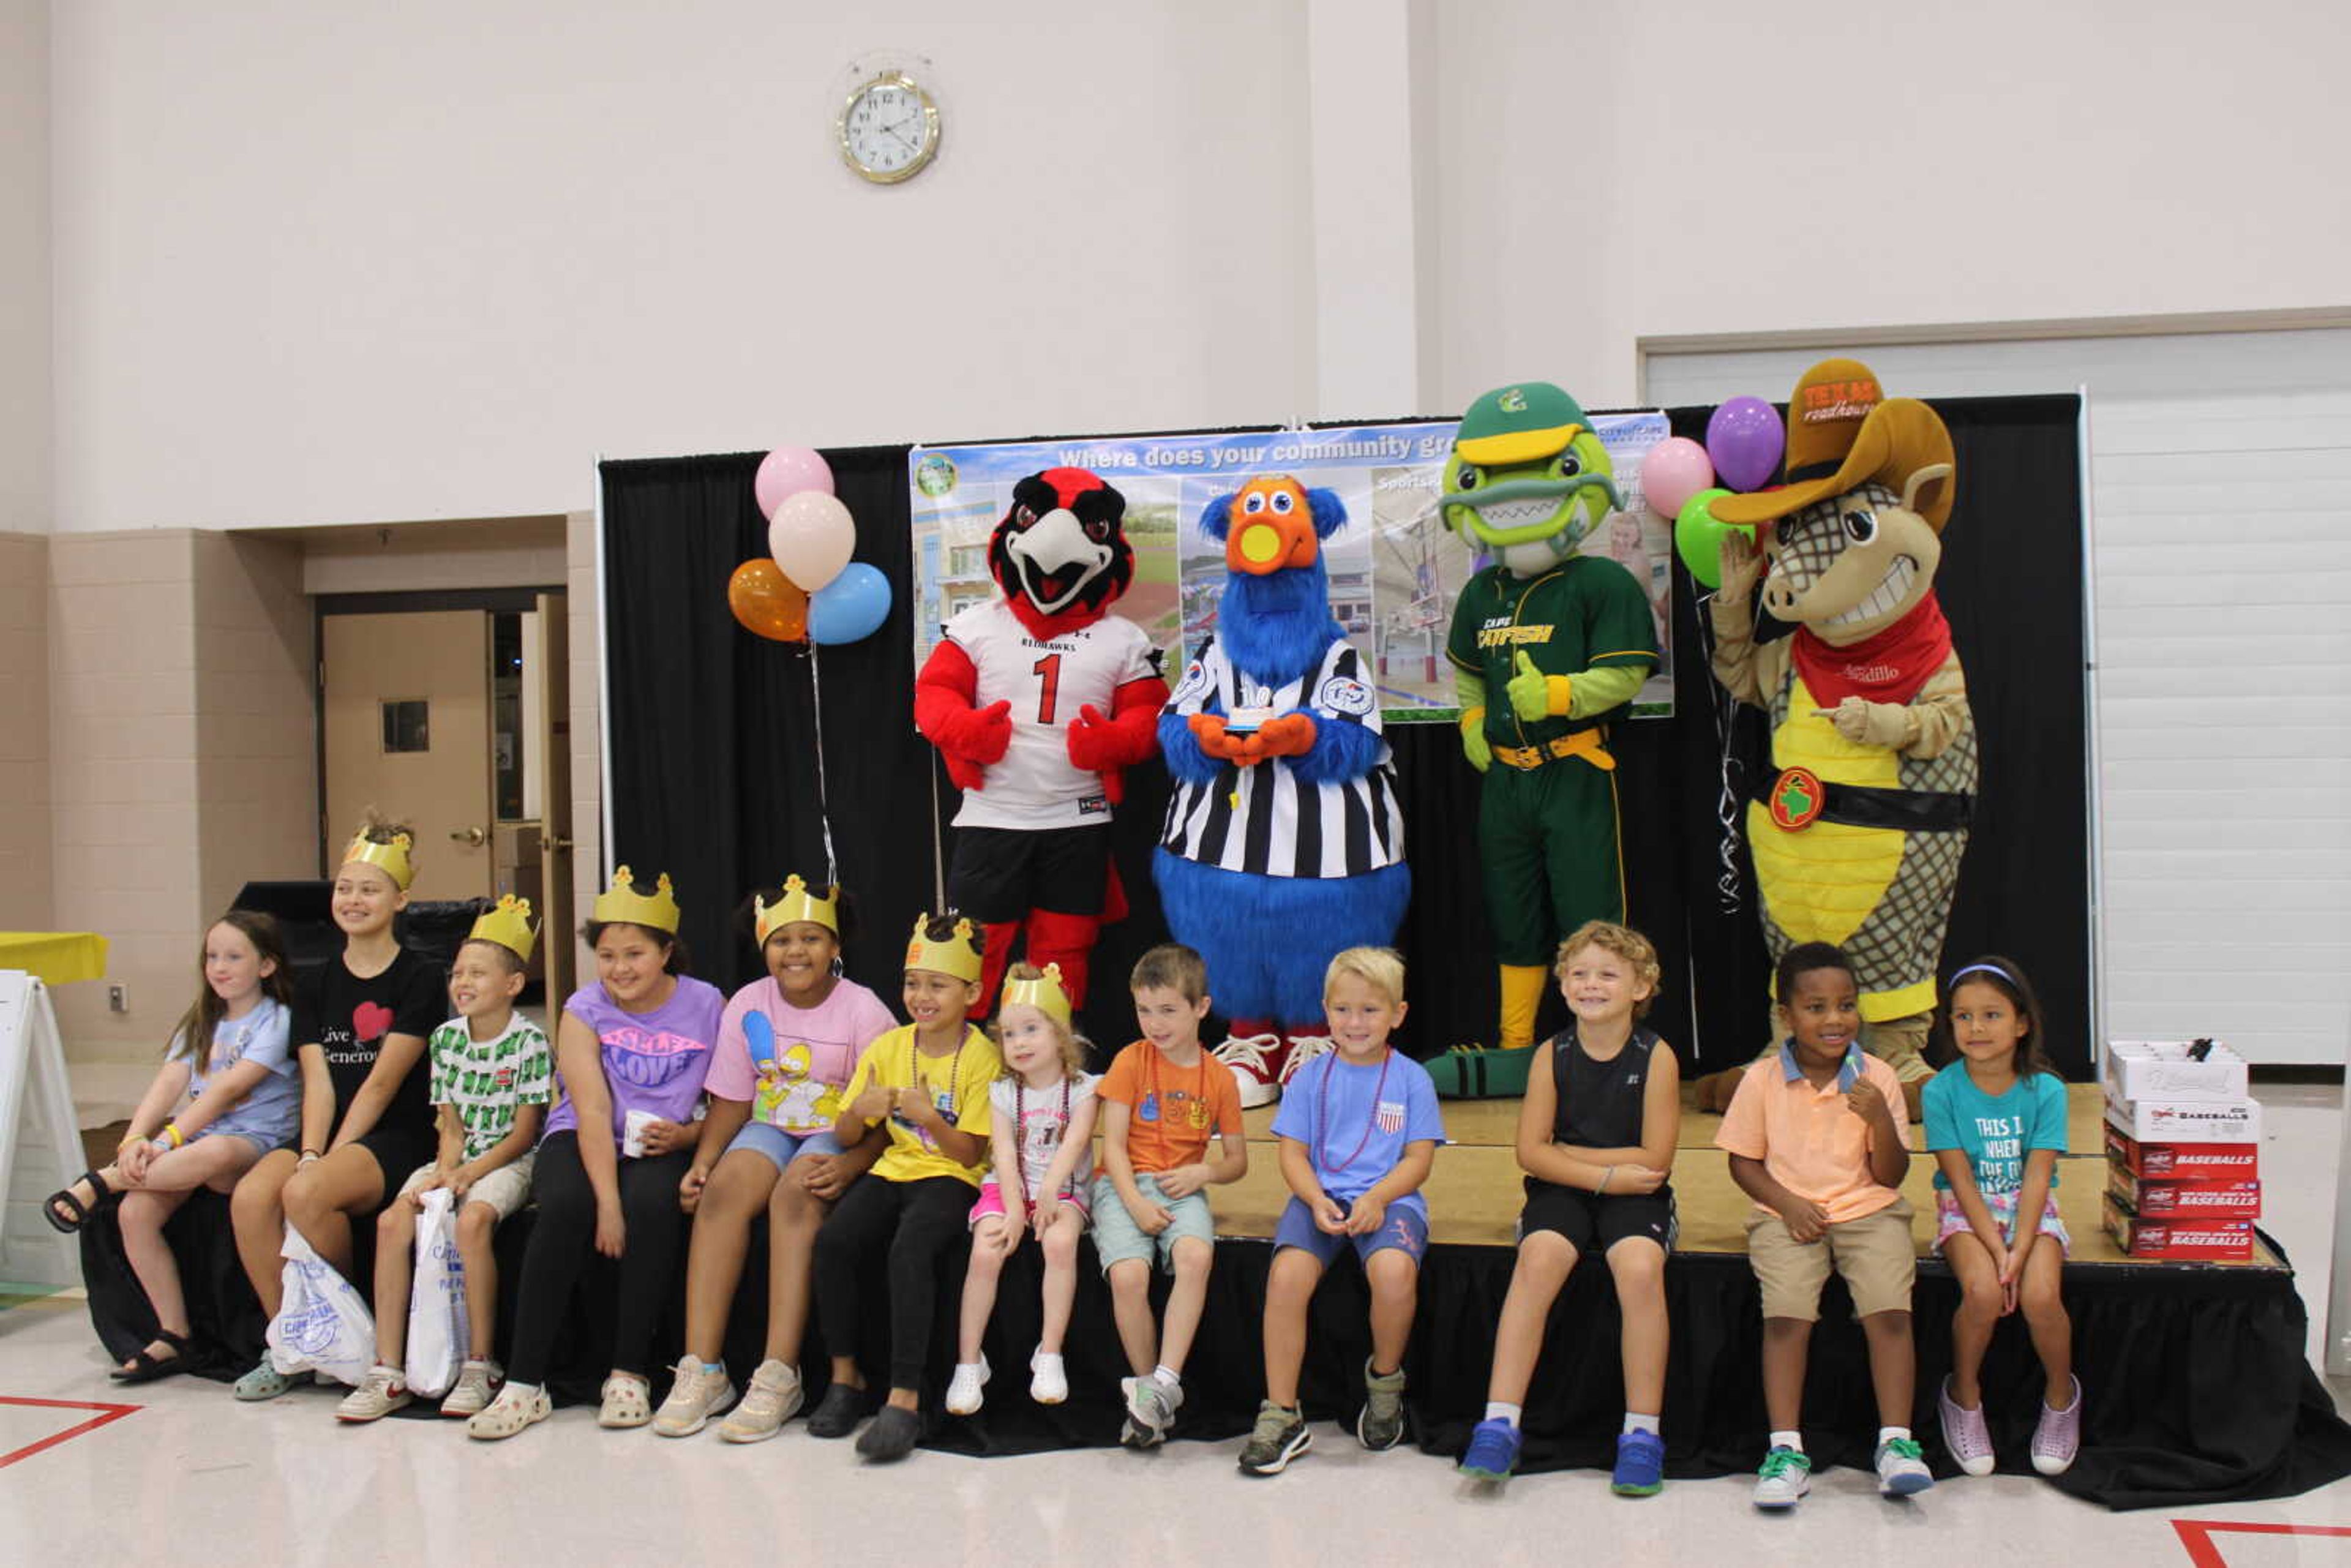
[544,834,574,853]
[450,825,489,847]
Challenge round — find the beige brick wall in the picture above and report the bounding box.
[47,530,201,1061]
[192,531,314,911]
[0,531,51,931]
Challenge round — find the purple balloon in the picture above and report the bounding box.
[1706,397,1786,493]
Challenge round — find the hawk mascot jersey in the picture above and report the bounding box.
[941,599,1158,831]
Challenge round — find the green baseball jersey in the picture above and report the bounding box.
[427,1015,554,1160]
[1445,557,1659,748]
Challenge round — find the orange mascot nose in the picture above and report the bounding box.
[1224,478,1319,576]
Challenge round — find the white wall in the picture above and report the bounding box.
[1427,0,2351,413]
[1,0,50,535]
[48,1,1316,532]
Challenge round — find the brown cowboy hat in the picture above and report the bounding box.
[1711,392,1957,533]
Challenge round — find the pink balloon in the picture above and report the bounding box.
[1638,437,1716,521]
[754,445,835,521]
[768,490,855,593]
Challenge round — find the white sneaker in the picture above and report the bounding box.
[1874,1435,1935,1496]
[1213,1032,1288,1108]
[440,1359,503,1419]
[1030,1351,1068,1405]
[653,1356,737,1437]
[720,1358,804,1443]
[336,1364,411,1423]
[945,1356,991,1416]
[1278,1034,1336,1087]
[1753,1446,1812,1509]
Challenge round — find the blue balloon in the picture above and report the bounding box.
[806,561,892,645]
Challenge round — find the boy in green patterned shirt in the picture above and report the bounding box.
[338,898,553,1421]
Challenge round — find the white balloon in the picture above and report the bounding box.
[768,491,855,592]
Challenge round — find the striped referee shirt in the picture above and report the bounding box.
[1159,635,1406,878]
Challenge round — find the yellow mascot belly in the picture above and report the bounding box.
[1748,676,1903,945]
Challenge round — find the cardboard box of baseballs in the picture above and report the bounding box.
[2102,1120,2260,1180]
[2101,1192,2256,1262]
[2101,1039,2249,1105]
[2104,1160,2260,1219]
[2103,1093,2262,1146]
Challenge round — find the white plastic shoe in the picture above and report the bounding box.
[945,1356,991,1416]
[1030,1350,1068,1405]
[1213,1033,1288,1108]
[467,1381,551,1441]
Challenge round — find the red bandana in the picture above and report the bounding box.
[1790,592,1951,707]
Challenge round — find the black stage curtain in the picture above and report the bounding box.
[602,397,2090,1072]
[84,1191,2351,1509]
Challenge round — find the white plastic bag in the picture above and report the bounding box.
[266,1225,375,1386]
[404,1187,470,1398]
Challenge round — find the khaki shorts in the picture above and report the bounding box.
[1745,1196,1916,1321]
[396,1150,536,1225]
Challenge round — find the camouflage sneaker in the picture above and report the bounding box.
[1237,1400,1311,1476]
[1357,1359,1406,1450]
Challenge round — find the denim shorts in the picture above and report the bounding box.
[1090,1172,1216,1274]
[1272,1195,1430,1268]
[727,1121,845,1175]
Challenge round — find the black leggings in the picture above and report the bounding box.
[813,1174,972,1391]
[506,1130,691,1386]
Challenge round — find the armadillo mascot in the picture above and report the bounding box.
[1432,383,1660,1096]
[1693,361,1974,1118]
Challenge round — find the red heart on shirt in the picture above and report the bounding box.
[352,1001,396,1043]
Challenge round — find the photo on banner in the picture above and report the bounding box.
[908,415,1674,720]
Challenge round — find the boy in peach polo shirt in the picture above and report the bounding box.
[1717,942,1932,1509]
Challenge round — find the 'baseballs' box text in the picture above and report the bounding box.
[2101,1194,2256,1262]
[2103,1122,2259,1180]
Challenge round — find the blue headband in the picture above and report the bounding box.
[1948,962,2015,989]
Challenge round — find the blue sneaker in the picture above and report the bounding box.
[1611,1428,1666,1495]
[1457,1417,1522,1481]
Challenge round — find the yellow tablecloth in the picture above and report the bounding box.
[0,931,110,986]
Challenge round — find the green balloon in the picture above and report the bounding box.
[1673,488,1750,591]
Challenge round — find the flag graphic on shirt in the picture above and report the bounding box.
[1376,1099,1405,1136]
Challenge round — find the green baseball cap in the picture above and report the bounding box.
[1453,382,1591,466]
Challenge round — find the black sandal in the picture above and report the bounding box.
[42,1169,111,1234]
[111,1328,194,1385]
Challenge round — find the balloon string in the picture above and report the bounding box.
[808,647,839,887]
[1695,589,1744,916]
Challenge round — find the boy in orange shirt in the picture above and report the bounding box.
[1717,941,1932,1509]
[1093,944,1249,1446]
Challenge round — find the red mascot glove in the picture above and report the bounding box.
[1065,705,1123,771]
[1248,711,1318,759]
[914,642,1013,792]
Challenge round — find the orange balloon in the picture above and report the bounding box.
[728,559,809,642]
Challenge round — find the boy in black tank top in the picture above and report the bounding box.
[1458,921,1681,1496]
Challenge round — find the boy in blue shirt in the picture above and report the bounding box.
[1239,947,1443,1476]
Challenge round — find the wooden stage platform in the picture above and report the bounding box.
[1224,1082,2282,1268]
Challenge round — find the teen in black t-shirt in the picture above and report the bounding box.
[227,825,446,1400]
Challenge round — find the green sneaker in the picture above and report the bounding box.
[1423,1044,1537,1100]
[1357,1359,1407,1450]
[1237,1400,1311,1476]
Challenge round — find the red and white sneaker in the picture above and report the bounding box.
[1279,1035,1336,1090]
[1213,1032,1288,1108]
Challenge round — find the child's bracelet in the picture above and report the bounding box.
[159,1123,186,1149]
[1597,1165,1614,1195]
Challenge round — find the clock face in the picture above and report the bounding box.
[839,74,940,184]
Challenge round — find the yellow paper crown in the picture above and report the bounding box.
[756,874,839,946]
[341,827,416,891]
[593,866,681,933]
[904,915,983,984]
[1000,963,1072,1032]
[467,894,540,963]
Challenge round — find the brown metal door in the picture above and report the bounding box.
[321,610,495,901]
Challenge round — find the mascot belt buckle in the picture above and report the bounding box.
[1767,767,1826,831]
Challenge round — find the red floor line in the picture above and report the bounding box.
[0,1395,141,1471]
[2173,1520,2351,1568]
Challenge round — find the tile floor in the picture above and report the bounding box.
[6,1084,2346,1567]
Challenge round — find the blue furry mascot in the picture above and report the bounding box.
[1153,474,1410,1105]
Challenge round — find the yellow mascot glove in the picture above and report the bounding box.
[1508,650,1572,722]
[1459,706,1491,773]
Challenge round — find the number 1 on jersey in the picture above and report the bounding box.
[1032,652,1063,725]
